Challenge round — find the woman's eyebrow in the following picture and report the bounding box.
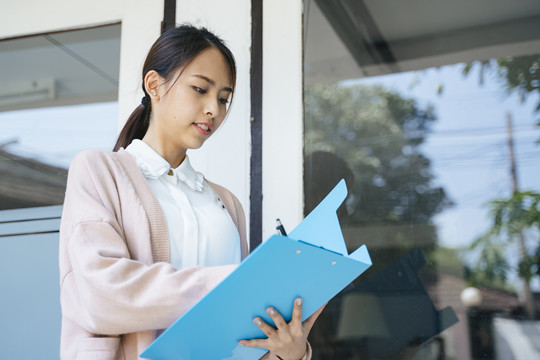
[192,74,233,92]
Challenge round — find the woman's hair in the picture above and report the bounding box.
[113,24,237,151]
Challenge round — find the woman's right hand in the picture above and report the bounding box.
[239,298,325,360]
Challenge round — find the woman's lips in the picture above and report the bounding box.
[193,122,213,135]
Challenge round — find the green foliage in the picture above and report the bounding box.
[469,191,540,286]
[428,246,466,278]
[465,55,540,287]
[470,242,510,283]
[304,84,452,226]
[518,254,538,282]
[463,55,540,143]
[489,191,540,234]
[463,55,540,109]
[498,56,540,107]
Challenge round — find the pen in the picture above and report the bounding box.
[275,218,287,236]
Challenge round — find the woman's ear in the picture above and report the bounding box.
[144,70,162,101]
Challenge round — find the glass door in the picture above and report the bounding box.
[304,1,540,359]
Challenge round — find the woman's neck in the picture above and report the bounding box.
[141,132,187,168]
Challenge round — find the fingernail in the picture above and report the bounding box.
[255,318,262,326]
[296,298,303,306]
[268,308,275,316]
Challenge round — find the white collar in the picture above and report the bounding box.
[125,139,205,192]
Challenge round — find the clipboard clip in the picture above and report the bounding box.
[275,218,288,236]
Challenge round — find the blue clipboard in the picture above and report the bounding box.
[141,179,372,360]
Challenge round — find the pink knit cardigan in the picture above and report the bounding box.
[59,148,310,360]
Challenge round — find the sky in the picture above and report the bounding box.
[352,63,540,248]
[349,62,540,289]
[0,101,118,168]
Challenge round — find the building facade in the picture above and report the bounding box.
[1,0,540,359]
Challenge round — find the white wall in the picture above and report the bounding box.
[0,0,164,130]
[177,0,252,239]
[262,0,304,239]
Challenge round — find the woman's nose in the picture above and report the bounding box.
[204,99,219,118]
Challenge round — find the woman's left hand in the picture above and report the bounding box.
[238,298,325,360]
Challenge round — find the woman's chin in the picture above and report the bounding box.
[186,140,206,151]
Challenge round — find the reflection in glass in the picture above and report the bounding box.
[0,24,120,360]
[331,249,457,359]
[0,24,120,211]
[0,102,117,210]
[0,147,67,210]
[304,0,540,359]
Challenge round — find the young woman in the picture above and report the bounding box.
[59,25,322,360]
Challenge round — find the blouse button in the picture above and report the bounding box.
[167,169,173,176]
[217,197,226,209]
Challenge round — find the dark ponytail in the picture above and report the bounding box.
[113,24,237,151]
[113,100,150,151]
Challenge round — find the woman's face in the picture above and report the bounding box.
[149,47,233,154]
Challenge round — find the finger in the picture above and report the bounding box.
[238,338,268,349]
[302,303,326,332]
[291,297,303,326]
[253,317,276,337]
[267,307,287,330]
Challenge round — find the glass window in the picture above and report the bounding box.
[0,24,120,359]
[304,1,540,359]
[0,24,120,210]
[0,102,118,210]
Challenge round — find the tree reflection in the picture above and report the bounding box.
[305,84,452,272]
[304,83,455,359]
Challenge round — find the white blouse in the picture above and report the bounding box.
[125,139,241,269]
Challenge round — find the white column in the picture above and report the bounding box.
[262,0,304,240]
[117,1,164,129]
[176,0,252,236]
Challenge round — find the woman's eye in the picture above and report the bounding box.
[193,86,207,94]
[219,97,230,105]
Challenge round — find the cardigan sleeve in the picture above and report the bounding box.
[62,220,236,335]
[60,150,236,335]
